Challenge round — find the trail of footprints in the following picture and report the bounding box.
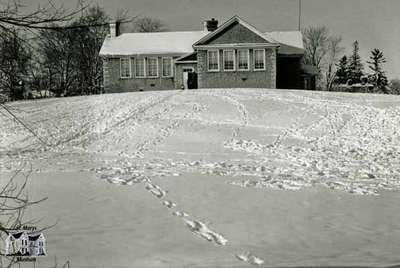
[144,180,228,246]
[140,176,265,265]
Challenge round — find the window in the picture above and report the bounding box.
[135,58,145,78]
[120,58,131,78]
[147,57,158,77]
[254,49,266,70]
[162,57,173,77]
[223,50,235,71]
[207,50,219,71]
[238,49,250,71]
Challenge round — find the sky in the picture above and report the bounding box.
[26,0,400,79]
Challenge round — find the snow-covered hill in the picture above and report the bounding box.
[2,88,400,194]
[1,88,400,267]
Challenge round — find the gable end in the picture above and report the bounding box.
[204,21,268,45]
[193,16,279,48]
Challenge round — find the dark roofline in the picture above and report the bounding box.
[278,53,303,58]
[176,61,197,64]
[176,52,197,62]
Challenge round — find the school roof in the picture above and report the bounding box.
[266,31,304,55]
[99,18,304,57]
[99,31,209,56]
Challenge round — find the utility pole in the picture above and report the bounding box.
[298,0,302,31]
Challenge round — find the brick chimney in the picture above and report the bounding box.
[204,18,218,32]
[109,21,120,37]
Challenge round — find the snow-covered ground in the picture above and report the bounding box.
[1,88,400,267]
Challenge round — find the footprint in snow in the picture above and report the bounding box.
[236,252,265,266]
[235,252,249,262]
[172,211,189,217]
[129,175,150,184]
[162,200,176,209]
[248,255,265,265]
[183,218,228,246]
[145,183,167,198]
[106,177,125,184]
[149,188,167,198]
[120,176,148,186]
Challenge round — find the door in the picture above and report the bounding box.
[188,72,198,89]
[182,67,194,89]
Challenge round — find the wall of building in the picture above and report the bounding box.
[206,21,268,45]
[103,48,278,92]
[102,56,177,93]
[197,48,276,89]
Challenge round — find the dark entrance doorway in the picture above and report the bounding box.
[187,72,198,89]
[276,56,302,89]
[182,67,198,89]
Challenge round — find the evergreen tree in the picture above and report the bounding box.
[335,55,349,84]
[348,41,364,84]
[367,48,389,92]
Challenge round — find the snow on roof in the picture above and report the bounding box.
[99,29,304,56]
[99,31,209,56]
[266,31,304,55]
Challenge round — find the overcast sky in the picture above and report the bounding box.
[28,0,400,79]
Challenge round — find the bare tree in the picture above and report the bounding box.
[37,6,110,96]
[0,0,88,32]
[303,26,345,90]
[0,1,136,100]
[302,26,330,89]
[0,29,31,100]
[0,0,90,100]
[302,26,329,71]
[324,36,344,91]
[38,27,76,97]
[134,17,167,32]
[1,0,136,34]
[70,6,110,95]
